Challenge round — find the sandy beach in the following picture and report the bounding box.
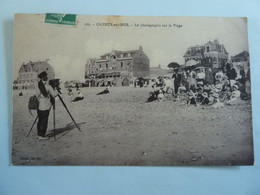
[12,86,254,166]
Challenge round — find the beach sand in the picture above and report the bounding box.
[12,87,254,166]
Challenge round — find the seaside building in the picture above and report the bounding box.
[85,46,150,87]
[184,39,229,69]
[231,50,250,72]
[231,50,249,64]
[13,60,55,90]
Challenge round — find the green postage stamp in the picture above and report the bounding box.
[44,13,77,26]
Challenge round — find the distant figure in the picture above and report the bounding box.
[157,90,164,102]
[68,87,73,95]
[196,87,204,102]
[215,69,224,84]
[18,92,23,96]
[226,85,241,105]
[75,83,79,91]
[134,80,137,88]
[245,64,251,98]
[226,63,237,88]
[187,91,196,106]
[164,77,173,94]
[176,82,186,101]
[196,68,206,82]
[139,79,144,88]
[172,68,182,96]
[97,88,110,95]
[146,92,158,102]
[201,92,210,105]
[71,90,84,102]
[146,89,161,103]
[188,72,197,91]
[205,68,214,85]
[212,93,224,109]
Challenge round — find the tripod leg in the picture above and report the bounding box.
[58,94,81,132]
[64,108,81,132]
[27,115,38,137]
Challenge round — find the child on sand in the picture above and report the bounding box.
[187,91,196,106]
[157,90,164,102]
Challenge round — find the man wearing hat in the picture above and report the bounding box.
[226,63,237,88]
[36,71,58,140]
[172,68,182,97]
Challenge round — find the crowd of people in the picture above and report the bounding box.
[147,63,251,108]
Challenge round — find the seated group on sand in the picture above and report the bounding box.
[147,63,251,108]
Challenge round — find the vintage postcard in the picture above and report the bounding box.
[12,14,253,165]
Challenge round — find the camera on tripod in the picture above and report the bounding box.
[49,78,62,94]
[49,79,61,90]
[49,79,62,105]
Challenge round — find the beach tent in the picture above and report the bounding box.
[122,78,130,86]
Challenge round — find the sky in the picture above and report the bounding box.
[13,14,249,82]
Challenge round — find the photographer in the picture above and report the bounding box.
[36,71,58,140]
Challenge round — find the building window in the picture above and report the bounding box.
[106,63,108,69]
[100,64,101,68]
[121,62,123,69]
[111,55,116,60]
[206,46,210,52]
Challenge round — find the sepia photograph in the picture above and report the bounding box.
[12,14,254,166]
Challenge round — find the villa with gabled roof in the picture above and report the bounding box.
[184,39,229,69]
[13,60,55,90]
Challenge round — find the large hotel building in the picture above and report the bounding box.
[85,46,150,87]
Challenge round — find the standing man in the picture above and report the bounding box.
[172,68,182,97]
[196,68,206,83]
[226,63,237,88]
[37,71,58,140]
